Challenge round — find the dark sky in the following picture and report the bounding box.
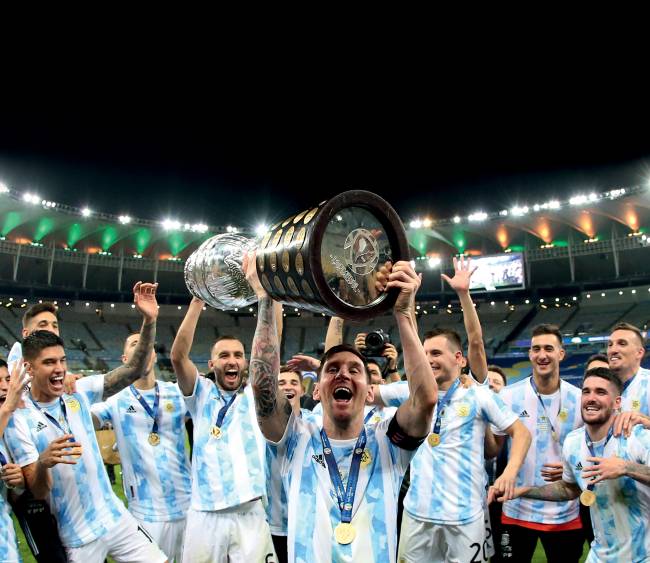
[1,99,649,228]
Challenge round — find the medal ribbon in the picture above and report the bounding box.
[432,377,462,436]
[530,377,562,438]
[0,450,6,466]
[584,426,614,491]
[214,389,239,429]
[320,428,367,524]
[622,374,636,392]
[30,394,73,437]
[129,383,160,435]
[363,407,377,424]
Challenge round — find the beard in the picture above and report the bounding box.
[215,369,243,391]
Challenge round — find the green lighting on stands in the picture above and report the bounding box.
[1,212,22,236]
[553,240,569,247]
[135,228,151,254]
[67,223,83,248]
[102,226,119,251]
[409,231,429,255]
[168,232,189,256]
[34,217,55,241]
[507,245,524,252]
[453,228,465,251]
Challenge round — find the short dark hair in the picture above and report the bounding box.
[585,353,608,372]
[424,328,462,352]
[583,366,623,395]
[279,364,303,382]
[22,330,65,361]
[531,324,563,346]
[0,358,7,370]
[211,335,245,355]
[611,322,645,347]
[318,344,370,382]
[487,364,507,385]
[22,302,58,328]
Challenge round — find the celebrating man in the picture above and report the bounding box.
[4,282,168,563]
[248,255,437,562]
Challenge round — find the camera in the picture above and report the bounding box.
[364,329,391,356]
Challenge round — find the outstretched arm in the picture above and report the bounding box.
[392,262,437,437]
[245,252,291,441]
[102,282,158,400]
[170,297,204,396]
[325,317,344,352]
[492,480,581,504]
[489,420,531,501]
[442,256,487,383]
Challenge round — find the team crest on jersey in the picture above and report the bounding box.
[456,403,470,417]
[66,399,81,413]
[360,449,372,468]
[632,399,641,411]
[558,408,569,422]
[164,401,174,412]
[35,421,47,432]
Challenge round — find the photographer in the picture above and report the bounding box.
[354,330,402,382]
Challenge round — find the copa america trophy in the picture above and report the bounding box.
[184,190,410,321]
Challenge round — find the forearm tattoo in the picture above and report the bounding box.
[251,297,288,420]
[625,461,650,484]
[103,320,156,399]
[526,480,579,501]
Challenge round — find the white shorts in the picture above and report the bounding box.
[398,510,488,563]
[138,516,186,563]
[181,499,276,563]
[66,511,167,563]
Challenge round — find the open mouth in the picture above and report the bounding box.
[333,386,353,402]
[584,403,601,413]
[283,390,296,400]
[224,369,239,382]
[50,375,64,390]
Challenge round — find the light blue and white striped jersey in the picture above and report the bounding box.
[270,412,412,563]
[6,341,21,376]
[265,408,319,536]
[562,425,650,563]
[311,402,395,423]
[91,381,191,523]
[0,441,20,563]
[184,374,266,511]
[621,367,650,415]
[4,375,127,548]
[494,376,583,525]
[404,383,517,525]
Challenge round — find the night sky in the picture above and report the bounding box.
[1,100,649,229]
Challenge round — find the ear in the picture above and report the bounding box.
[366,384,375,405]
[121,354,128,365]
[614,395,622,410]
[24,361,33,375]
[312,383,320,401]
[207,359,214,370]
[22,328,29,339]
[558,348,566,361]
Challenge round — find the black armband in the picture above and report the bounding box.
[386,415,427,451]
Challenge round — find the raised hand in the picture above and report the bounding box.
[286,354,321,372]
[354,333,368,353]
[133,281,159,322]
[243,250,267,300]
[0,463,25,489]
[441,255,477,294]
[3,360,31,412]
[386,261,421,316]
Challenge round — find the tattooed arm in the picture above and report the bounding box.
[245,253,291,441]
[101,282,158,400]
[492,480,581,503]
[325,316,344,352]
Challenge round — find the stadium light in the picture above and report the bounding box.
[81,207,92,217]
[510,206,529,217]
[162,219,181,231]
[569,195,588,206]
[23,192,40,204]
[468,211,488,222]
[0,182,8,193]
[192,223,209,233]
[255,224,269,237]
[452,216,461,224]
[118,215,132,224]
[409,219,422,229]
[427,257,441,269]
[422,218,432,228]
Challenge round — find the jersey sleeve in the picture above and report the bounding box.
[561,437,577,484]
[377,417,415,474]
[628,426,650,465]
[90,399,114,427]
[3,413,39,468]
[182,371,209,419]
[490,388,512,436]
[478,387,517,432]
[76,374,105,405]
[378,381,409,408]
[266,412,304,474]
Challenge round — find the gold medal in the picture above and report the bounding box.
[66,399,81,413]
[164,401,174,413]
[360,449,372,468]
[551,430,559,442]
[427,433,441,447]
[211,426,222,439]
[148,432,160,446]
[558,409,568,422]
[334,522,356,545]
[580,489,596,507]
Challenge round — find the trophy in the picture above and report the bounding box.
[184,190,410,321]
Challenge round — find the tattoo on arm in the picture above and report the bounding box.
[625,461,650,485]
[525,480,580,501]
[102,320,156,399]
[250,297,289,423]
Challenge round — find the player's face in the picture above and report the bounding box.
[319,351,373,424]
[487,371,505,393]
[586,359,609,372]
[529,334,564,378]
[581,376,621,426]
[27,345,67,401]
[0,366,9,404]
[423,335,462,384]
[607,330,644,376]
[122,334,156,373]
[367,362,383,385]
[22,311,59,338]
[278,371,303,411]
[209,339,246,391]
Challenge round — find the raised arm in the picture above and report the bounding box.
[245,252,292,441]
[442,256,487,383]
[392,261,437,437]
[0,362,31,437]
[325,316,344,352]
[170,297,204,396]
[102,282,158,400]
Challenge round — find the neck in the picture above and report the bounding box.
[292,402,301,416]
[133,370,156,390]
[586,417,614,442]
[323,412,364,440]
[532,372,560,394]
[30,385,57,403]
[438,373,460,392]
[617,365,639,383]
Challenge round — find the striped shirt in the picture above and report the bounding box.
[0,442,20,563]
[4,375,128,548]
[271,413,412,563]
[621,367,650,416]
[184,374,266,511]
[494,376,583,525]
[562,425,650,562]
[91,381,191,522]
